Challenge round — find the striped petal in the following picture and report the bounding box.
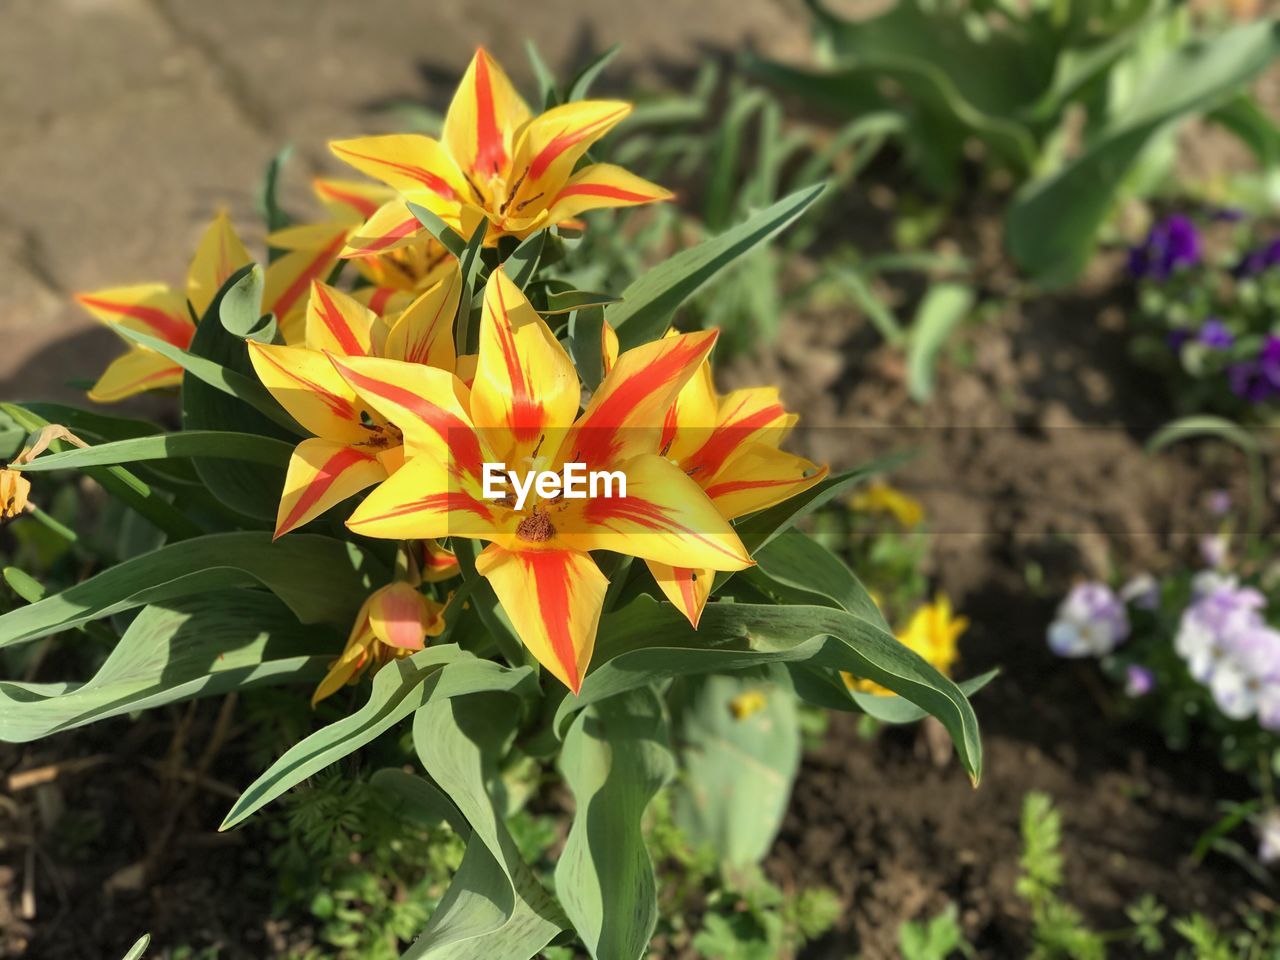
[352,285,415,318]
[312,177,394,223]
[367,582,433,650]
[305,281,375,356]
[328,355,486,477]
[561,452,752,571]
[646,561,714,628]
[88,348,183,403]
[420,539,460,582]
[74,284,193,348]
[475,544,607,694]
[701,443,828,520]
[354,238,454,296]
[247,342,368,444]
[685,387,794,478]
[471,269,579,466]
[186,211,252,319]
[383,263,461,368]
[275,437,386,538]
[542,163,673,225]
[346,453,496,542]
[662,356,717,464]
[263,230,348,340]
[330,134,466,200]
[341,195,442,259]
[266,222,355,252]
[443,48,531,180]
[312,598,377,706]
[557,329,718,471]
[507,101,633,215]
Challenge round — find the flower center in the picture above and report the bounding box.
[515,510,555,543]
[359,419,403,452]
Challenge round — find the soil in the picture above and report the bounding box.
[4,159,1279,960]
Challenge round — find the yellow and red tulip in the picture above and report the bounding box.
[330,48,672,248]
[312,581,447,706]
[248,265,462,538]
[331,269,752,692]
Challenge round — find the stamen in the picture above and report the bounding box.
[515,191,544,212]
[462,171,485,205]
[499,167,529,216]
[515,510,555,543]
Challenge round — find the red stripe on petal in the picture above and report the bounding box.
[278,445,376,535]
[555,183,659,203]
[687,403,785,477]
[492,279,546,443]
[473,51,507,176]
[271,233,346,318]
[527,108,628,181]
[76,296,193,348]
[346,215,422,255]
[332,145,458,200]
[313,283,367,356]
[523,550,580,692]
[314,180,382,219]
[257,349,359,424]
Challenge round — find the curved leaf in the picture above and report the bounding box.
[18,431,294,473]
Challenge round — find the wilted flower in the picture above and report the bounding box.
[312,582,447,706]
[849,481,925,528]
[0,468,30,521]
[1124,664,1155,697]
[1128,215,1200,281]
[1228,334,1280,403]
[1047,582,1129,658]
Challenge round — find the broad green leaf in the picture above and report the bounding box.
[852,668,999,724]
[0,591,332,743]
[17,431,293,474]
[218,263,275,342]
[750,532,889,633]
[542,290,620,316]
[669,667,799,869]
[409,201,467,258]
[0,531,386,648]
[221,651,535,829]
[259,145,294,240]
[568,307,606,393]
[370,768,470,836]
[504,231,545,289]
[454,220,489,356]
[907,283,973,402]
[560,598,983,783]
[608,185,825,349]
[405,693,565,959]
[1009,20,1280,284]
[185,268,294,521]
[557,688,674,960]
[525,40,561,109]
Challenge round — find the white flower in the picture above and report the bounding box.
[1047,582,1129,658]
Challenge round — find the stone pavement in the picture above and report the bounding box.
[0,0,810,404]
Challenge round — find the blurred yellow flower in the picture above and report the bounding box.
[844,594,968,696]
[730,689,769,720]
[849,481,924,528]
[0,469,30,521]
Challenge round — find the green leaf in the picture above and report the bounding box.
[369,768,470,836]
[608,185,826,349]
[409,201,467,258]
[568,307,607,394]
[1009,20,1280,284]
[404,693,566,959]
[556,688,674,960]
[185,267,295,521]
[505,231,545,289]
[0,531,386,648]
[669,667,799,869]
[218,263,275,342]
[906,283,973,402]
[525,40,561,109]
[560,598,983,783]
[0,591,333,742]
[542,290,621,316]
[120,934,151,960]
[455,220,490,356]
[17,431,293,474]
[567,45,620,103]
[750,532,889,633]
[221,649,534,829]
[852,668,999,724]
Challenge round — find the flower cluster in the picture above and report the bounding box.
[1046,581,1130,658]
[1174,572,1280,729]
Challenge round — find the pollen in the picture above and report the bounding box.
[515,510,555,543]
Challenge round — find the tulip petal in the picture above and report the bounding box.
[420,539,460,582]
[561,452,751,571]
[327,355,486,477]
[88,348,183,403]
[75,284,193,349]
[341,195,443,258]
[186,211,253,318]
[663,357,717,464]
[367,582,430,650]
[542,163,673,225]
[263,230,348,341]
[305,281,375,356]
[646,560,714,628]
[471,269,579,466]
[558,329,718,470]
[346,453,495,542]
[443,48,531,180]
[312,596,377,706]
[275,437,386,538]
[701,443,828,520]
[312,177,394,223]
[247,342,368,444]
[683,386,793,479]
[507,101,632,215]
[330,134,466,201]
[475,544,607,693]
[383,263,461,368]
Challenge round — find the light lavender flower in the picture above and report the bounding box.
[1206,489,1232,517]
[1120,573,1159,610]
[1124,664,1155,697]
[1256,808,1280,866]
[1047,582,1130,658]
[1199,533,1230,570]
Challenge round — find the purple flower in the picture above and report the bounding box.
[1129,215,1201,281]
[1047,582,1130,658]
[1124,664,1155,697]
[1198,318,1234,350]
[1167,328,1193,353]
[1206,489,1232,517]
[1231,238,1280,279]
[1228,334,1280,402]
